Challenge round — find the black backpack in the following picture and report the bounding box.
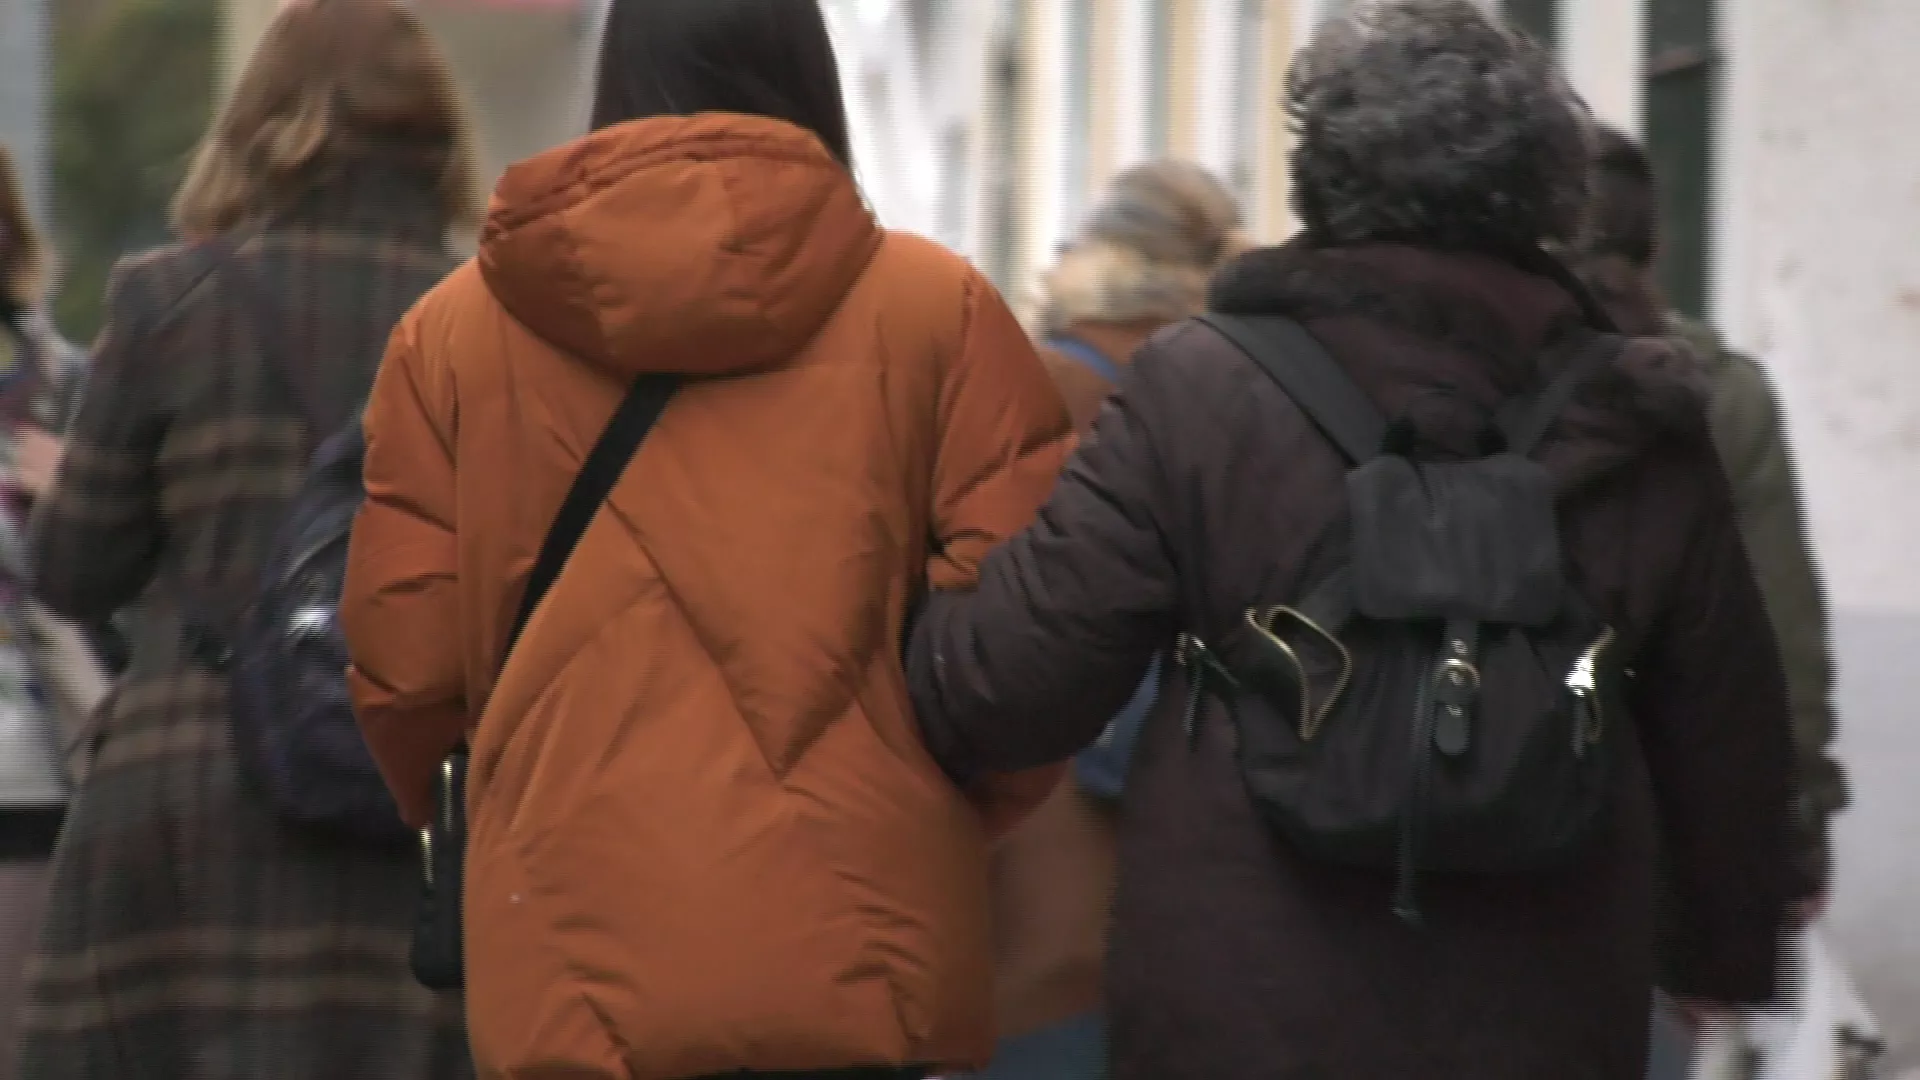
[185,244,408,844]
[1191,314,1633,923]
[225,417,409,843]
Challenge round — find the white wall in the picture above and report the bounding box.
[1193,0,1241,179]
[831,3,935,237]
[1554,0,1920,615]
[1111,0,1154,172]
[1716,0,1920,616]
[1559,0,1643,135]
[1022,1,1071,280]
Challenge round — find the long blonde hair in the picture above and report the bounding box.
[0,147,46,306]
[171,0,482,238]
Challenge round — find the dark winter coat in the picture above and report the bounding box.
[16,160,472,1080]
[981,319,1159,1045]
[1579,254,1845,893]
[907,241,1800,1080]
[1677,316,1845,890]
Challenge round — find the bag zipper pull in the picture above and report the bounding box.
[1177,633,1240,750]
[1176,634,1204,747]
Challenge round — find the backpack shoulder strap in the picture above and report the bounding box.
[503,372,680,670]
[1048,335,1125,384]
[1498,331,1628,457]
[1196,314,1387,465]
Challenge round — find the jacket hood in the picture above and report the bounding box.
[1209,239,1712,492]
[479,114,882,378]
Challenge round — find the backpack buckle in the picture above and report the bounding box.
[1435,657,1480,698]
[1431,632,1481,757]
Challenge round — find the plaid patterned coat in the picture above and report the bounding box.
[15,160,473,1079]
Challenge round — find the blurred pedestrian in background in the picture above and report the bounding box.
[15,1,481,1076]
[906,1,1801,1077]
[1572,124,1846,1080]
[0,142,103,1080]
[962,159,1244,1080]
[0,149,86,453]
[342,0,1068,1077]
[1036,161,1246,430]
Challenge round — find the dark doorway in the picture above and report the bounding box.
[1643,0,1718,320]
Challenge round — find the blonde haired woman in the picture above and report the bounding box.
[16,1,480,1076]
[969,160,1243,1080]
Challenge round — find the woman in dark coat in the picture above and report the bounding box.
[15,2,480,1076]
[907,2,1803,1077]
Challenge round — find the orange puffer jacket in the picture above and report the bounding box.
[342,113,1070,1080]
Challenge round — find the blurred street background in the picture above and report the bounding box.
[1,0,1916,1068]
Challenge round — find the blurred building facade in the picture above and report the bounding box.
[826,0,1658,320]
[0,0,50,225]
[833,0,1920,621]
[209,0,1920,615]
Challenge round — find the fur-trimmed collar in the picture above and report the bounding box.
[1206,238,1711,485]
[1209,240,1599,385]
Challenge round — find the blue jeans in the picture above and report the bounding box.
[956,1013,1106,1080]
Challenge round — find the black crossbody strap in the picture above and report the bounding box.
[1197,314,1388,465]
[502,372,680,671]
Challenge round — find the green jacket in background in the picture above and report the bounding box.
[1674,315,1847,893]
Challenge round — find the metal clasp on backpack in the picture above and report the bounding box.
[1567,627,1616,754]
[1246,605,1353,741]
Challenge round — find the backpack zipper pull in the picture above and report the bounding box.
[1395,655,1443,927]
[1177,634,1205,748]
[1177,633,1241,750]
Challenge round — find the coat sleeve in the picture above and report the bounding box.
[343,314,467,828]
[916,272,1077,834]
[1707,353,1844,892]
[28,258,167,620]
[911,328,1184,782]
[1633,451,1798,1005]
[925,274,1075,589]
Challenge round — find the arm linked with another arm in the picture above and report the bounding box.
[910,331,1183,786]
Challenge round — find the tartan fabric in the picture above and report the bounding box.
[16,161,473,1079]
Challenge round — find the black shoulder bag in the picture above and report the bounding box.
[411,371,681,991]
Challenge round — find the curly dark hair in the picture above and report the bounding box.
[1287,0,1593,253]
